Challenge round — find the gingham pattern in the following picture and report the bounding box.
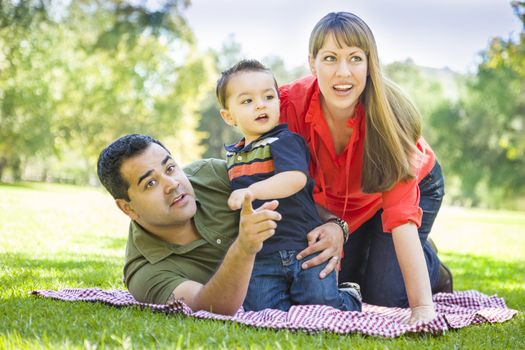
[31,289,517,338]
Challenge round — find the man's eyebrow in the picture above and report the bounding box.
[137,169,153,186]
[161,155,172,165]
[137,155,173,186]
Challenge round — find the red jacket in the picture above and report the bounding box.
[279,76,435,233]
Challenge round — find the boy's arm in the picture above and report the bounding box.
[228,171,306,210]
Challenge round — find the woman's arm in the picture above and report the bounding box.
[391,222,435,324]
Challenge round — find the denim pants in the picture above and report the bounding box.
[243,250,362,312]
[339,161,445,307]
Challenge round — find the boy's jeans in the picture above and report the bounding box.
[243,250,362,312]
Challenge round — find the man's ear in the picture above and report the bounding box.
[116,199,139,221]
[220,108,236,127]
[308,55,316,76]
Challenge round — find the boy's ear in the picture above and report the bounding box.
[220,108,236,126]
[116,198,139,221]
[308,55,316,76]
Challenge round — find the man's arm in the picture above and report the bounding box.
[228,171,306,210]
[169,194,281,315]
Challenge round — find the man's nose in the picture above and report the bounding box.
[163,175,180,194]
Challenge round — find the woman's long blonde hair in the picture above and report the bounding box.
[309,12,422,193]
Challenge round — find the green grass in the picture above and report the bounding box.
[1,182,523,349]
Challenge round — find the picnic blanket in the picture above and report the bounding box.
[31,289,517,338]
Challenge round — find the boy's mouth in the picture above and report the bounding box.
[255,113,269,121]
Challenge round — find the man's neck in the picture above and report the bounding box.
[139,219,201,245]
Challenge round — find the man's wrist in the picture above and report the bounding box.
[326,217,349,243]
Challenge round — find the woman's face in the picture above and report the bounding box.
[309,34,368,116]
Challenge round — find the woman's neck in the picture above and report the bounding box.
[321,98,356,122]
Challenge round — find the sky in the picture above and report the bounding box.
[184,0,522,73]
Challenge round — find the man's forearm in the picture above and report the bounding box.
[174,239,255,315]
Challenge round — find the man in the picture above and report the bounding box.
[97,134,282,315]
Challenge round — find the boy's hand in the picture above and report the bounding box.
[228,188,253,210]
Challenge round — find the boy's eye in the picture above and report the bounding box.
[266,95,275,100]
[241,98,252,104]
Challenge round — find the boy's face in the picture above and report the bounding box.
[220,71,280,144]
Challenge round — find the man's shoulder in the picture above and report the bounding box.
[184,159,228,184]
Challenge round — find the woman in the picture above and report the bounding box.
[280,12,452,324]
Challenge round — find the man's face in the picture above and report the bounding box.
[117,143,197,233]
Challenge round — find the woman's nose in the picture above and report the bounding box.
[336,61,352,77]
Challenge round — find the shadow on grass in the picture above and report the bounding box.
[0,251,124,293]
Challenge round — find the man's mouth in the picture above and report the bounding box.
[170,193,185,206]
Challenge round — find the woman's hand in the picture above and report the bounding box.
[408,305,436,325]
[296,222,344,278]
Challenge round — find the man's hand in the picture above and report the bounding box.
[296,221,344,278]
[228,188,253,210]
[236,192,281,255]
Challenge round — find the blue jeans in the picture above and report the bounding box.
[339,161,445,307]
[244,250,362,312]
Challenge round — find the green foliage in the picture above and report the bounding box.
[0,0,210,183]
[1,183,524,349]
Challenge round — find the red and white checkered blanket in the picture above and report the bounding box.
[31,289,517,338]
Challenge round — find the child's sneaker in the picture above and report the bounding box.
[339,282,362,302]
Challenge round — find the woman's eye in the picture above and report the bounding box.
[351,55,363,62]
[324,55,336,62]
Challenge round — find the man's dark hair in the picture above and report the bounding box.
[97,134,169,201]
[216,59,279,109]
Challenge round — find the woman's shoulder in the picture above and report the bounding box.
[279,75,318,124]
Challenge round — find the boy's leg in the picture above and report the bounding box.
[290,253,361,311]
[243,252,291,311]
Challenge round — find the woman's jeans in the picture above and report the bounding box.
[244,250,362,312]
[339,161,445,307]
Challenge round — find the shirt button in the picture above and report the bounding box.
[237,156,242,161]
[216,239,222,244]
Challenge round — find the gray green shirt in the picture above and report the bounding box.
[123,159,239,304]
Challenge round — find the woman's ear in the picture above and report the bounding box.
[220,109,236,127]
[116,199,139,221]
[308,55,316,76]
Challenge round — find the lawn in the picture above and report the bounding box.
[1,182,523,349]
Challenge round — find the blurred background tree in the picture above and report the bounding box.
[0,0,523,209]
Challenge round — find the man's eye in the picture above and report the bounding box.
[166,165,175,174]
[145,180,156,189]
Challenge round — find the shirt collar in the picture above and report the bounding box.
[224,124,287,152]
[129,220,206,264]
